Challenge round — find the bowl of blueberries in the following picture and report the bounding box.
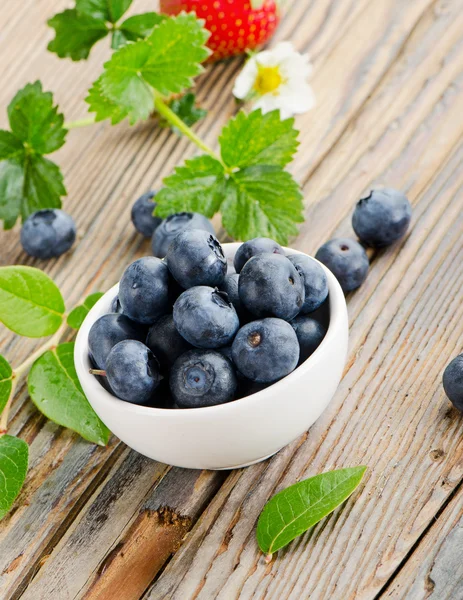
[75,224,348,470]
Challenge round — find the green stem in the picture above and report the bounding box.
[153,93,225,166]
[64,116,96,130]
[0,320,68,437]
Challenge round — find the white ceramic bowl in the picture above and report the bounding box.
[74,243,348,470]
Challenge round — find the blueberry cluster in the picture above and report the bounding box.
[88,233,329,409]
[315,188,412,293]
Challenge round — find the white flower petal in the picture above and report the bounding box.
[277,82,316,114]
[233,58,258,99]
[281,52,313,80]
[253,94,282,115]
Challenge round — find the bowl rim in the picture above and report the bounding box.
[74,243,347,420]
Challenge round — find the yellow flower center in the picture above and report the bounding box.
[254,65,283,95]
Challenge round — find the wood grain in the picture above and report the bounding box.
[382,486,463,599]
[1,0,463,598]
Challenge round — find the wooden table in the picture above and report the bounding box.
[1,0,463,598]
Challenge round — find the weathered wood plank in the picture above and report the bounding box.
[382,486,463,599]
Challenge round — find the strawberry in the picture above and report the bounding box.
[159,0,280,62]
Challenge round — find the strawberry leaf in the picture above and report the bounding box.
[221,166,304,244]
[86,77,130,125]
[220,109,299,169]
[113,13,166,48]
[47,10,108,61]
[89,14,210,124]
[156,156,225,218]
[167,93,207,130]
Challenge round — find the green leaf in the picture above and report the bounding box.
[76,0,131,22]
[21,154,66,219]
[0,356,13,415]
[156,155,225,218]
[92,14,210,124]
[47,10,108,61]
[256,467,367,556]
[0,131,23,161]
[28,342,111,445]
[0,435,29,520]
[0,266,65,338]
[221,166,304,244]
[67,292,104,329]
[117,13,165,45]
[220,110,299,169]
[86,78,129,125]
[8,81,67,155]
[0,159,24,229]
[167,93,207,130]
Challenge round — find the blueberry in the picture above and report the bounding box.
[166,229,227,289]
[20,209,76,259]
[152,212,215,258]
[234,237,284,273]
[236,374,271,399]
[216,345,234,362]
[119,257,170,325]
[146,314,192,369]
[111,295,122,313]
[105,340,161,404]
[231,318,299,383]
[315,238,369,292]
[131,191,162,238]
[290,315,326,363]
[239,254,305,320]
[88,313,146,370]
[170,349,237,408]
[287,254,329,314]
[352,188,412,247]
[219,273,249,321]
[173,286,239,348]
[443,355,463,411]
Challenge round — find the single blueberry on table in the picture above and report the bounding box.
[232,318,299,383]
[173,286,239,348]
[239,254,305,321]
[152,212,215,258]
[290,315,327,364]
[105,340,161,404]
[20,209,76,259]
[352,188,412,247]
[170,349,237,408]
[131,190,162,238]
[88,313,146,370]
[443,355,463,411]
[233,237,284,273]
[146,314,192,369]
[315,238,369,293]
[119,257,170,325]
[287,254,329,314]
[166,229,227,289]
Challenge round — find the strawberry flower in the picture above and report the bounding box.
[233,42,315,119]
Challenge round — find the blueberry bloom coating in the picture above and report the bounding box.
[287,254,329,314]
[232,318,299,383]
[239,254,305,320]
[170,349,237,408]
[443,355,463,412]
[166,229,227,289]
[173,286,239,348]
[20,209,76,259]
[106,340,161,404]
[233,237,284,273]
[146,314,192,369]
[88,313,146,370]
[352,188,412,247]
[315,238,369,292]
[290,315,326,363]
[219,273,249,320]
[131,191,162,238]
[119,257,170,325]
[152,212,215,258]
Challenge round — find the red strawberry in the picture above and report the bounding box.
[160,0,280,62]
